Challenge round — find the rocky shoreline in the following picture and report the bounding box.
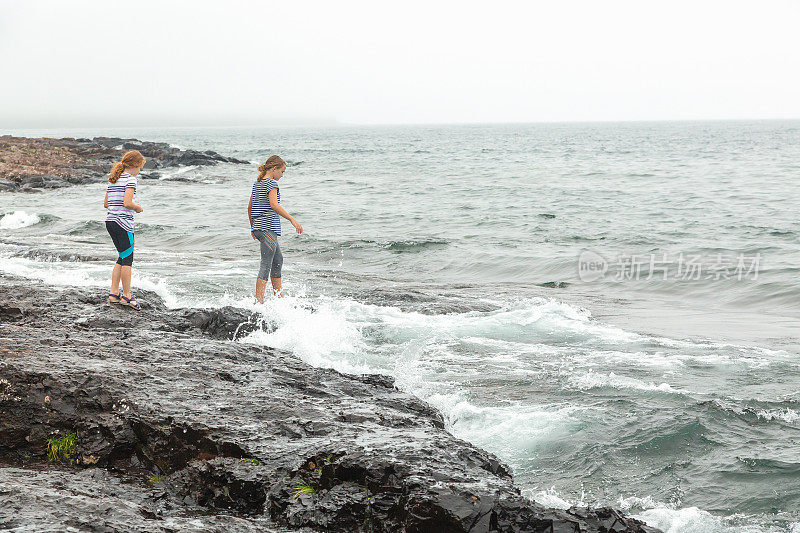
[0,277,659,532]
[0,135,247,192]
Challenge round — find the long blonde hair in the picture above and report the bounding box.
[257,155,286,181]
[109,150,146,183]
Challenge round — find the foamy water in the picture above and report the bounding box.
[0,210,40,229]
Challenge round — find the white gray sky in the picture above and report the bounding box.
[1,0,799,127]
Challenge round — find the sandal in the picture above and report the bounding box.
[120,294,142,311]
[108,292,121,304]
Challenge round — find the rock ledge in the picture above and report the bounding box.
[0,278,660,532]
[0,135,248,191]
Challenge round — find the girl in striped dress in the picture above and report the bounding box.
[247,155,303,302]
[104,150,145,310]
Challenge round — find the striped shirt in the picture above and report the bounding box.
[251,178,281,235]
[106,173,138,232]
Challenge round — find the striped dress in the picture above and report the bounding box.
[251,178,281,235]
[106,173,138,232]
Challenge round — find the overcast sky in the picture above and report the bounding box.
[1,0,799,127]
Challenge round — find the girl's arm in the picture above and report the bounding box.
[123,188,143,213]
[103,192,108,209]
[248,193,256,239]
[268,189,302,234]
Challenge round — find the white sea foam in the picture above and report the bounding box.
[649,337,789,369]
[323,296,641,347]
[631,506,778,533]
[526,487,576,510]
[0,255,104,287]
[618,495,666,511]
[0,211,41,230]
[523,491,777,533]
[618,495,783,533]
[241,296,373,375]
[567,370,680,394]
[755,408,800,424]
[159,166,198,180]
[187,268,252,277]
[634,506,726,533]
[134,275,182,308]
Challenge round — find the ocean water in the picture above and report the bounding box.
[2,121,800,532]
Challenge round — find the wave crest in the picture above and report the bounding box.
[0,211,41,230]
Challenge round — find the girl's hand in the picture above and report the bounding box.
[292,219,303,234]
[136,205,143,213]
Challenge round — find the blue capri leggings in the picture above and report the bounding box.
[252,229,282,280]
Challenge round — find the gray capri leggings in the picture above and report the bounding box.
[252,229,283,279]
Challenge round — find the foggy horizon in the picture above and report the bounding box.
[2,0,799,128]
[5,116,800,132]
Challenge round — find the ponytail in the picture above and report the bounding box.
[109,150,146,183]
[109,162,125,183]
[257,155,286,181]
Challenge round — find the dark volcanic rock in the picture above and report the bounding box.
[0,278,660,532]
[0,135,248,192]
[0,467,301,533]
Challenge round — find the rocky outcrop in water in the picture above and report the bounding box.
[0,278,660,532]
[0,135,248,192]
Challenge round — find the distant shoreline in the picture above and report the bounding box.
[0,135,246,192]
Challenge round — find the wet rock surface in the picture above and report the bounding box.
[0,135,247,192]
[0,278,660,532]
[0,467,304,533]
